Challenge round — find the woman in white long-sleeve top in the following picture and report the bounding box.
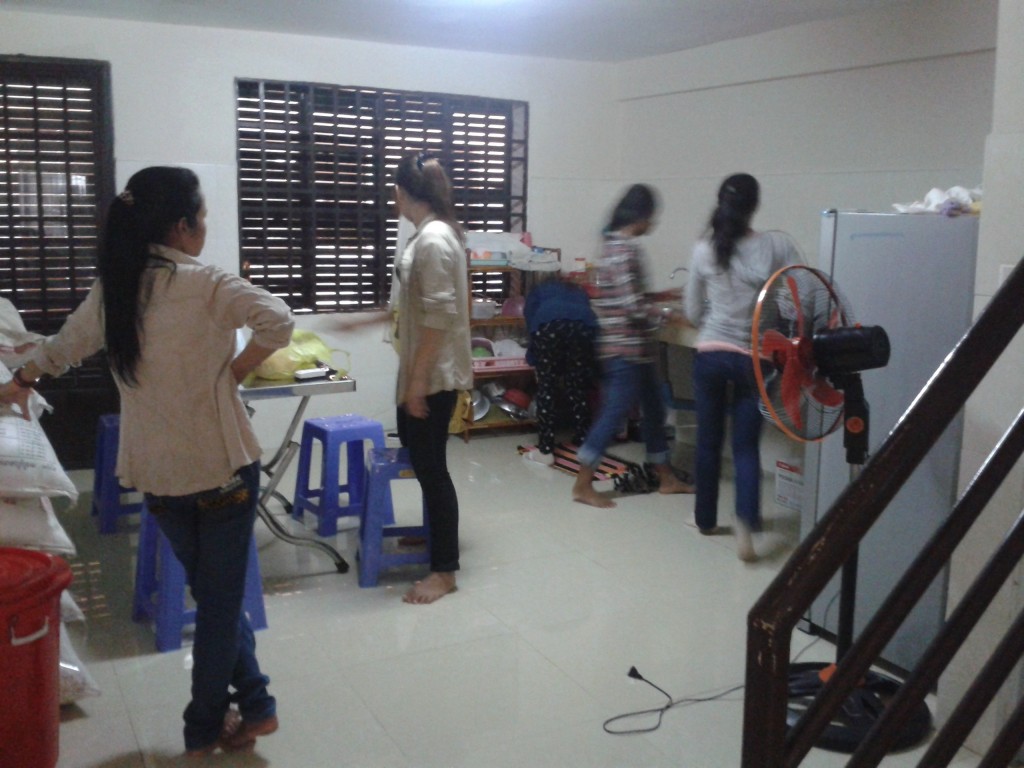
[685,173,802,561]
[0,166,292,756]
[391,152,472,604]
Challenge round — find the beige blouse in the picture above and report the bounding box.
[32,245,294,496]
[393,217,472,404]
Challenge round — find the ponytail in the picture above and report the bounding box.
[705,173,759,270]
[99,167,202,385]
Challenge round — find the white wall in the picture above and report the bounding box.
[614,0,996,287]
[0,10,619,439]
[945,0,1024,751]
[612,0,997,472]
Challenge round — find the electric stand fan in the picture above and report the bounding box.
[751,265,931,753]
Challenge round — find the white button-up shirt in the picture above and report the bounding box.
[32,245,294,496]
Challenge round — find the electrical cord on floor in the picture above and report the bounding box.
[603,590,842,736]
[603,667,744,735]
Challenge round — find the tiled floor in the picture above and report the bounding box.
[55,432,981,767]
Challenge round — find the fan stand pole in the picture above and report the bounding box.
[785,373,932,754]
[835,373,869,659]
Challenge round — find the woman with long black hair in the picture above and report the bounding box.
[571,183,693,508]
[685,173,802,561]
[0,166,292,755]
[391,152,472,604]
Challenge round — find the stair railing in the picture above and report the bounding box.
[743,257,1024,767]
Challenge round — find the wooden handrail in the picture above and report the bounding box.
[743,257,1024,767]
[790,406,1024,765]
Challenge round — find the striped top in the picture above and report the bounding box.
[591,234,658,362]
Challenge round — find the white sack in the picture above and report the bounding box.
[0,495,76,556]
[0,297,45,369]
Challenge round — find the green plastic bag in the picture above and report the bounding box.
[252,330,346,381]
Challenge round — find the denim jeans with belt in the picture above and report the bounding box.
[693,350,764,532]
[576,356,670,470]
[145,461,276,751]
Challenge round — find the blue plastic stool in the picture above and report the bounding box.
[357,447,431,588]
[131,504,267,652]
[91,414,142,533]
[292,415,386,537]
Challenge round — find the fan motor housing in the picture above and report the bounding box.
[812,325,890,376]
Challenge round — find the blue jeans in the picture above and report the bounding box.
[576,357,669,470]
[693,351,764,532]
[145,461,275,751]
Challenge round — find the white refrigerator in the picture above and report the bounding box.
[800,210,978,673]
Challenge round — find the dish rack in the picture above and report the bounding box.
[463,248,561,440]
[471,356,531,375]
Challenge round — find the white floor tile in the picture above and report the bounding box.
[45,431,983,767]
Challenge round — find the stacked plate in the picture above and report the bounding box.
[470,389,491,421]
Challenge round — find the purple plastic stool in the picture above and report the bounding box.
[131,504,267,652]
[292,414,386,536]
[357,447,431,587]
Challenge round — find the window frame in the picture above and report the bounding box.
[0,54,115,363]
[235,78,528,314]
[0,54,118,469]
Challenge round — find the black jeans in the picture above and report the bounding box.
[396,390,460,572]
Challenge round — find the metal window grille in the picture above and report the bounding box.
[0,55,115,382]
[0,56,118,469]
[236,79,528,313]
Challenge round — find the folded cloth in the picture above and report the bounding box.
[510,252,561,271]
[893,185,982,215]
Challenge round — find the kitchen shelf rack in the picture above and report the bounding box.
[462,249,561,440]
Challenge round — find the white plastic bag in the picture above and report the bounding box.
[61,590,86,624]
[59,623,101,705]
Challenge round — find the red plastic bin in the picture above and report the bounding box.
[0,547,73,768]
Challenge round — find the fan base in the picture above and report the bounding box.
[785,661,932,754]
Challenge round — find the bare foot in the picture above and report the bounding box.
[572,479,616,508]
[655,465,694,495]
[403,571,457,604]
[736,523,757,562]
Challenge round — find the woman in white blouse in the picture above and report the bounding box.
[0,167,292,756]
[391,153,472,604]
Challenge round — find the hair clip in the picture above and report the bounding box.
[416,152,431,171]
[118,189,134,205]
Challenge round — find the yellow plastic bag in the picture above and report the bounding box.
[448,390,472,434]
[253,330,345,381]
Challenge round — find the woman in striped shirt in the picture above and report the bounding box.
[572,184,693,508]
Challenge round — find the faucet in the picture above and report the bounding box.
[669,266,688,280]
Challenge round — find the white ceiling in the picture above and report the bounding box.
[6,0,915,63]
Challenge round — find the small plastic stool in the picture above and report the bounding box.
[91,414,142,533]
[292,414,386,537]
[358,447,430,588]
[131,505,267,653]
